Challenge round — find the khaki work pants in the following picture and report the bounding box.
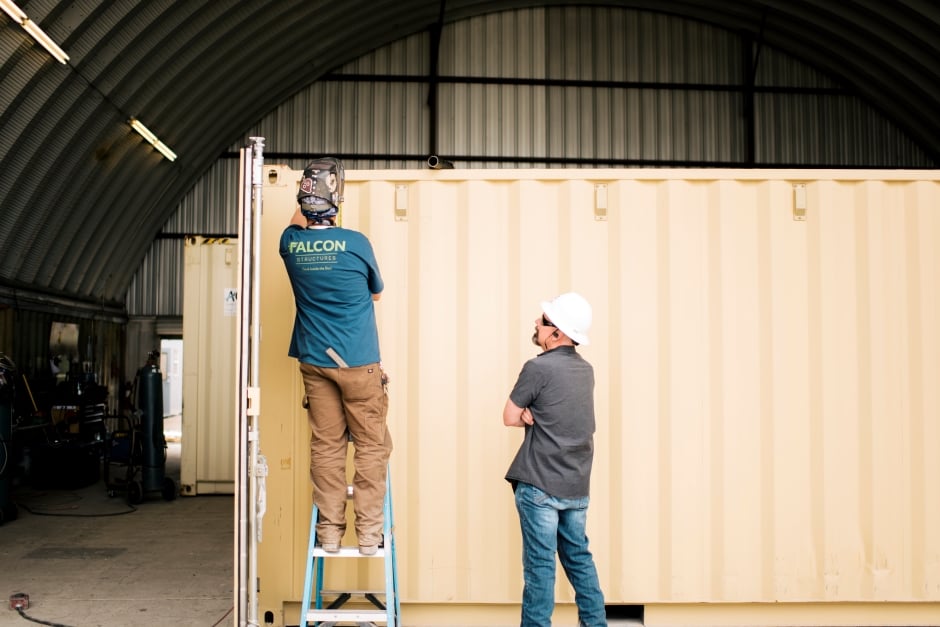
[300,362,392,547]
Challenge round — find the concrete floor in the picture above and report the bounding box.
[0,441,234,627]
[0,439,641,627]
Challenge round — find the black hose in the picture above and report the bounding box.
[15,607,74,627]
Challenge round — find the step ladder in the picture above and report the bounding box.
[300,468,400,627]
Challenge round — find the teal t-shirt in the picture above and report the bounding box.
[279,225,384,367]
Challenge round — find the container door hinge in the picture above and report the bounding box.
[793,184,807,221]
[395,184,408,221]
[594,184,608,221]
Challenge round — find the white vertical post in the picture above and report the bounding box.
[247,137,265,626]
[236,137,265,626]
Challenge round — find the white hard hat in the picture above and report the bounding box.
[540,292,592,346]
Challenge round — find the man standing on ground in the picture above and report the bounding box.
[503,292,607,626]
[280,157,392,556]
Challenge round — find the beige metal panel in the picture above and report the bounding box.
[257,167,940,625]
[180,236,238,495]
[255,169,312,617]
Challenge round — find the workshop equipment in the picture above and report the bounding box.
[8,592,28,610]
[138,352,172,497]
[105,353,176,503]
[0,353,17,524]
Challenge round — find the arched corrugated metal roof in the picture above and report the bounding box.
[1,1,938,310]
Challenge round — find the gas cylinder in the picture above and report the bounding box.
[136,352,167,495]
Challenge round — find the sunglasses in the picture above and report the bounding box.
[541,315,556,327]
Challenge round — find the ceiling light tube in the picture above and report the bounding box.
[129,118,178,162]
[21,18,69,63]
[151,139,178,162]
[1,0,69,63]
[0,0,27,22]
[129,118,158,144]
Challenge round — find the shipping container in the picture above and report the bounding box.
[181,236,238,495]
[255,166,940,626]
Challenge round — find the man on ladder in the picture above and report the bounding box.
[280,156,393,556]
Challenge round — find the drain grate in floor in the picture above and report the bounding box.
[25,547,127,560]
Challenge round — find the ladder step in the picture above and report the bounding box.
[312,546,386,558]
[304,607,389,622]
[320,588,387,597]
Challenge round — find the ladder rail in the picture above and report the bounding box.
[299,501,318,623]
[383,477,400,626]
[300,466,399,627]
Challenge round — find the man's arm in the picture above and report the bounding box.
[289,207,307,227]
[503,398,534,427]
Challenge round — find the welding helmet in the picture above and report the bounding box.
[298,157,344,221]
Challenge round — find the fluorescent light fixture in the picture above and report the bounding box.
[0,0,69,63]
[0,0,26,21]
[129,117,178,162]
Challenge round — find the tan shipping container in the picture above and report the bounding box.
[181,236,238,495]
[256,167,940,626]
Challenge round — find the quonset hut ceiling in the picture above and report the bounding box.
[0,1,938,312]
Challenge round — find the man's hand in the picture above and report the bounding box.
[503,399,535,427]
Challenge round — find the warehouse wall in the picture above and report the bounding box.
[255,166,940,626]
[126,5,932,320]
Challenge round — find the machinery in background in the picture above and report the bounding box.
[104,351,177,503]
[0,353,17,524]
[18,372,107,491]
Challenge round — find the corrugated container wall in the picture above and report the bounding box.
[257,166,940,627]
[179,237,237,496]
[125,6,931,319]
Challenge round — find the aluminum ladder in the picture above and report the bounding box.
[299,468,400,627]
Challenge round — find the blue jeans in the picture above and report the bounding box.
[514,482,607,627]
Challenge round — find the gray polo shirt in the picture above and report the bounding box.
[504,345,596,499]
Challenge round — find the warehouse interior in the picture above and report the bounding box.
[1,1,939,626]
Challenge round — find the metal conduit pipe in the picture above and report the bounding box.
[427,155,454,169]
